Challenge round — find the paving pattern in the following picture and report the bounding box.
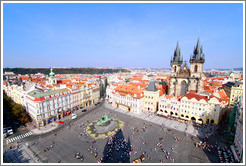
[104,102,201,137]
[6,131,33,144]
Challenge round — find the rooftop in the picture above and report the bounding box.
[145,81,158,92]
[27,88,70,98]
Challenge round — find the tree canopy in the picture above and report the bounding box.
[3,91,31,125]
[3,68,129,75]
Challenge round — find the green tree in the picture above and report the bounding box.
[3,90,31,125]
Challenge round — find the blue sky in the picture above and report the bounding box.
[3,3,244,69]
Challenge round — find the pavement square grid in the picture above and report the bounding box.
[104,102,206,137]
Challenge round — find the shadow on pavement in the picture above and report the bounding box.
[102,129,131,163]
[195,109,236,163]
[3,149,31,163]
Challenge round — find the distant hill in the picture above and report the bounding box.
[232,67,243,71]
[204,67,243,71]
[3,68,130,75]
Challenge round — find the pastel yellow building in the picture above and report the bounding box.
[180,92,227,124]
[78,82,93,107]
[223,81,243,105]
[143,81,159,113]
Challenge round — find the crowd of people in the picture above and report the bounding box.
[102,132,131,163]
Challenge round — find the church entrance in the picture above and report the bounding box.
[181,80,188,96]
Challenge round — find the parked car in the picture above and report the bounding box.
[82,109,87,112]
[3,128,7,138]
[71,114,77,119]
[7,127,13,136]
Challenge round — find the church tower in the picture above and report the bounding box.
[169,42,183,95]
[189,38,205,92]
[168,39,205,96]
[47,67,57,85]
[170,42,183,76]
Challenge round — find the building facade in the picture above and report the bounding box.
[26,88,72,127]
[223,81,243,105]
[143,81,160,113]
[180,92,227,124]
[157,95,180,117]
[110,84,145,114]
[231,96,243,162]
[90,83,100,104]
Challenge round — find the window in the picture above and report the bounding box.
[194,65,198,72]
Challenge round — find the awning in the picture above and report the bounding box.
[180,117,190,121]
[196,120,203,124]
[157,111,169,116]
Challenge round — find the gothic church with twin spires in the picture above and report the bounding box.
[168,38,205,96]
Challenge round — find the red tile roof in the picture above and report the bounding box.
[128,82,148,88]
[166,95,174,99]
[216,89,229,102]
[114,84,144,99]
[183,92,208,102]
[57,80,71,84]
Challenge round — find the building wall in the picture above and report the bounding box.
[143,91,159,112]
[79,83,93,107]
[179,96,225,124]
[111,92,143,114]
[233,98,243,162]
[180,97,207,123]
[206,97,224,124]
[190,63,203,78]
[158,95,180,117]
[26,93,72,127]
[230,86,243,105]
[169,61,204,96]
[71,90,80,109]
[92,88,100,104]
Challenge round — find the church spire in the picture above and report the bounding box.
[171,41,183,66]
[190,38,205,63]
